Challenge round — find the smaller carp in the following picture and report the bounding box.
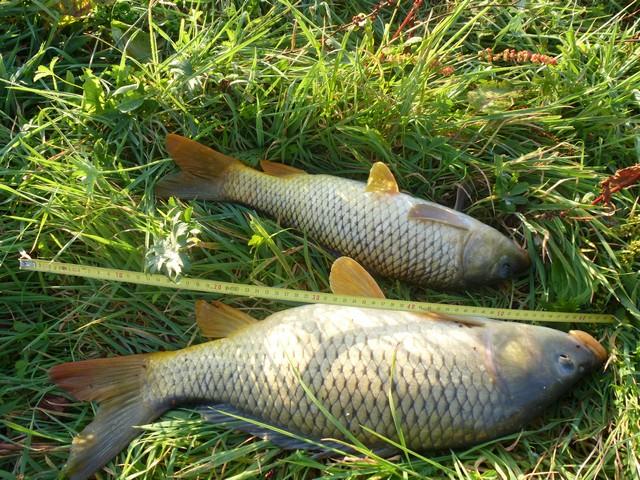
[50,258,605,480]
[155,134,530,289]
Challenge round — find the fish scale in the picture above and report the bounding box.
[154,134,531,288]
[144,305,530,449]
[222,169,463,286]
[51,296,604,480]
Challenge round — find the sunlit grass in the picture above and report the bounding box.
[1,0,639,478]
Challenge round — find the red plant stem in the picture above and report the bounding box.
[591,170,640,205]
[592,180,640,205]
[392,0,424,41]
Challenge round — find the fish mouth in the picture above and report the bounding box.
[569,330,608,364]
[516,246,531,270]
[503,245,530,279]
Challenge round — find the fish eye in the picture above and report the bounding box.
[557,353,575,374]
[498,258,512,279]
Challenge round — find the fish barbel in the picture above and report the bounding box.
[155,134,529,288]
[51,258,605,480]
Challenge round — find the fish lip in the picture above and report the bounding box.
[569,330,608,364]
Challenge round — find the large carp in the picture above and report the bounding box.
[155,134,529,288]
[50,258,605,480]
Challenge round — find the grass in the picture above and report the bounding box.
[1,0,639,478]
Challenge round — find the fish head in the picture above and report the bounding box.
[490,325,606,410]
[462,227,530,286]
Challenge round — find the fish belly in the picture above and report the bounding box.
[145,305,511,450]
[222,170,467,287]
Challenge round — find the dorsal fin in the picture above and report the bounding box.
[329,257,385,298]
[260,159,307,177]
[330,259,483,327]
[165,134,239,178]
[408,203,470,231]
[195,300,258,338]
[365,162,399,194]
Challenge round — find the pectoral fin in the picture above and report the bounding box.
[198,404,343,452]
[422,312,485,327]
[199,404,396,458]
[329,257,385,299]
[408,203,470,231]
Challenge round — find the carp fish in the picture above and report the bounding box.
[155,134,530,289]
[50,258,606,480]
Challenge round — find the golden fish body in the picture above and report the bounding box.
[155,134,530,288]
[146,305,600,447]
[52,303,604,479]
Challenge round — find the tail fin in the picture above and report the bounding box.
[50,354,164,480]
[155,134,243,200]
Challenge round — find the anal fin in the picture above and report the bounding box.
[155,172,223,200]
[260,159,307,177]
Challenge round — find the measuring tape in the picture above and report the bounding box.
[19,259,614,323]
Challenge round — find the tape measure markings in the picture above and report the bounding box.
[18,259,614,323]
